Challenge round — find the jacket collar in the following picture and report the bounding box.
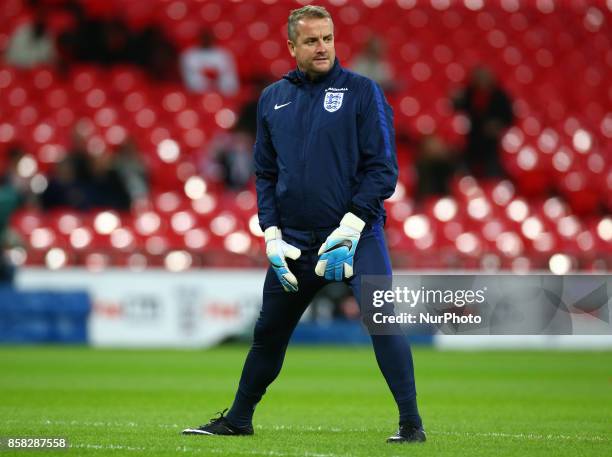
[283,58,342,86]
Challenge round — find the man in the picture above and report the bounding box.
[5,7,57,68]
[0,148,28,284]
[180,31,239,96]
[452,65,514,178]
[183,5,425,444]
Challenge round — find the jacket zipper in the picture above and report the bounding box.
[298,84,316,225]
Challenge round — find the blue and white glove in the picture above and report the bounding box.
[315,212,366,281]
[265,226,302,292]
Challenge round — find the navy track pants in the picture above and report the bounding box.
[226,223,421,428]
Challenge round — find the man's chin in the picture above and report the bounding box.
[311,61,331,73]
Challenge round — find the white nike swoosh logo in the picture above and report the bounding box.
[274,102,292,110]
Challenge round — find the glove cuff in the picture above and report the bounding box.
[340,212,366,233]
[264,226,281,242]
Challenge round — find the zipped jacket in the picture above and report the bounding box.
[255,59,398,230]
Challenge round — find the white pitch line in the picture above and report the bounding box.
[432,430,610,443]
[71,443,345,457]
[72,443,148,452]
[265,424,610,443]
[4,419,609,444]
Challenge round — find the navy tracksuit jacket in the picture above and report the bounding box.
[254,58,398,230]
[226,60,421,429]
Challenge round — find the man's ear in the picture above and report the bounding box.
[287,40,296,58]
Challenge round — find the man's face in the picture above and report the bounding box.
[287,17,335,79]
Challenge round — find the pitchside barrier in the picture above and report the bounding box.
[11,268,612,349]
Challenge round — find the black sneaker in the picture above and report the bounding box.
[386,423,427,443]
[182,409,254,436]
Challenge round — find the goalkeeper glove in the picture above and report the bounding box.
[315,212,365,281]
[265,226,301,292]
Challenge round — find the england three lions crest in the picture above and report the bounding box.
[323,92,344,112]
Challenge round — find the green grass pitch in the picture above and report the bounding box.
[1,346,611,456]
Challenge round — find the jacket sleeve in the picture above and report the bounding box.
[350,79,399,223]
[254,91,280,230]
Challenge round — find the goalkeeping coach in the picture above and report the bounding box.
[183,5,425,444]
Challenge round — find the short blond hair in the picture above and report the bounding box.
[287,5,333,42]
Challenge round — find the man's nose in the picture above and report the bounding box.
[315,39,326,52]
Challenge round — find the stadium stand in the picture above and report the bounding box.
[0,0,610,272]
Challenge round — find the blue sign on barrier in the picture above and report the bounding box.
[0,288,91,343]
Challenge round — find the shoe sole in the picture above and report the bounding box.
[182,429,214,435]
[386,437,426,443]
[181,428,254,436]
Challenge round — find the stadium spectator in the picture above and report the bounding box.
[5,6,57,68]
[180,31,239,95]
[133,25,179,82]
[350,35,395,92]
[42,123,102,211]
[200,129,254,192]
[87,154,131,211]
[41,151,131,212]
[0,148,31,283]
[309,282,359,321]
[58,13,132,66]
[414,134,457,203]
[41,157,89,211]
[112,139,150,205]
[234,77,272,139]
[66,121,95,184]
[56,2,178,80]
[452,66,514,178]
[198,77,269,192]
[98,19,132,66]
[0,147,32,198]
[55,0,102,64]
